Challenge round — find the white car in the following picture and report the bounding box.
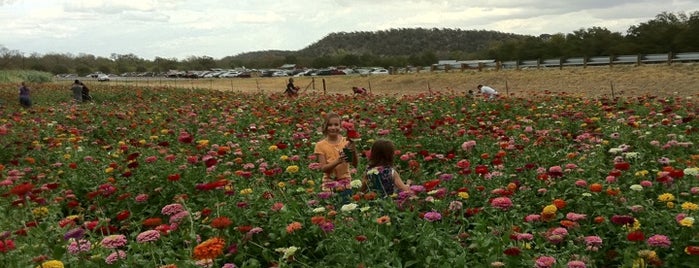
[97,74,110,81]
[370,69,389,75]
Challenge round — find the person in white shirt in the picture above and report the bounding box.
[477,85,499,100]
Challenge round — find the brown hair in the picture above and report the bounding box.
[368,139,395,167]
[321,112,341,136]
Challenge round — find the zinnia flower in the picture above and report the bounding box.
[210,217,233,229]
[36,260,64,268]
[105,250,127,264]
[161,203,185,216]
[646,234,671,248]
[423,211,442,222]
[100,234,127,249]
[286,222,302,233]
[136,230,161,243]
[490,197,513,210]
[535,256,556,268]
[192,237,226,260]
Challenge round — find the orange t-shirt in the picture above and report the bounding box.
[314,137,351,181]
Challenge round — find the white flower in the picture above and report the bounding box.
[623,152,639,159]
[608,148,622,154]
[367,168,379,175]
[629,184,643,191]
[275,246,299,260]
[350,179,362,189]
[684,168,699,176]
[312,207,326,213]
[582,193,592,197]
[360,206,371,212]
[340,203,358,212]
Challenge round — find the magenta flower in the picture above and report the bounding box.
[136,230,161,243]
[66,239,91,255]
[490,197,513,210]
[647,234,671,248]
[461,140,476,151]
[423,211,442,222]
[105,250,127,264]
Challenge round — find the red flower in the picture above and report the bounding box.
[423,179,440,191]
[504,247,522,256]
[686,246,699,255]
[347,130,361,140]
[355,235,367,242]
[116,210,131,221]
[167,173,181,182]
[236,225,252,233]
[10,183,34,197]
[627,230,645,242]
[614,162,630,171]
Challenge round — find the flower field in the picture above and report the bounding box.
[1,85,698,268]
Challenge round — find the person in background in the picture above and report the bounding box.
[285,78,299,96]
[19,82,32,108]
[352,86,367,95]
[314,112,358,205]
[361,139,410,198]
[477,84,499,100]
[71,80,83,103]
[80,82,92,102]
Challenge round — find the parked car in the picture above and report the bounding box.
[370,69,389,75]
[97,74,110,81]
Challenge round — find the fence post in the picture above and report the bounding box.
[636,54,641,66]
[478,62,484,72]
[536,58,541,69]
[667,51,673,65]
[322,78,326,95]
[444,64,450,73]
[583,57,588,68]
[430,65,436,73]
[559,58,564,70]
[496,61,502,71]
[460,63,466,72]
[609,55,614,68]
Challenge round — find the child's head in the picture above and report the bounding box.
[369,139,395,167]
[321,112,342,136]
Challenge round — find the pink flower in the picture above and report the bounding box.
[100,234,127,249]
[461,140,477,151]
[646,234,671,248]
[491,197,513,210]
[423,211,442,222]
[535,256,557,268]
[169,211,189,224]
[524,214,541,222]
[161,203,185,216]
[144,156,158,163]
[105,250,127,264]
[567,260,587,268]
[136,230,160,243]
[66,239,91,254]
[640,180,653,187]
[134,194,149,203]
[271,202,285,212]
[566,212,587,222]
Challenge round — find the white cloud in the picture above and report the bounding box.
[0,0,697,60]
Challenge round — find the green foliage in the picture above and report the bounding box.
[0,70,53,83]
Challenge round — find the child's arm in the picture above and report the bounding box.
[316,153,345,174]
[346,140,359,167]
[393,170,410,192]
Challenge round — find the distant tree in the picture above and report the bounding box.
[340,54,361,67]
[75,65,92,76]
[627,12,687,53]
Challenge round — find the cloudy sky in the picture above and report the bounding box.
[1,0,698,60]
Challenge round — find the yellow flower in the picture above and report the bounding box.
[285,165,299,173]
[138,139,146,145]
[681,202,699,211]
[149,135,159,140]
[32,206,49,218]
[63,153,71,159]
[679,217,695,227]
[667,202,675,209]
[657,193,675,202]
[277,182,286,188]
[542,204,558,215]
[239,188,253,195]
[350,179,362,189]
[36,260,64,268]
[197,140,209,146]
[105,167,114,173]
[160,129,169,134]
[268,145,278,151]
[280,155,289,161]
[634,170,649,176]
[458,192,469,199]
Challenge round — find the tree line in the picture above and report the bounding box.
[0,11,697,76]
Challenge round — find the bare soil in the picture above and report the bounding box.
[93,64,699,99]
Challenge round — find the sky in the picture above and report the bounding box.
[1,0,698,60]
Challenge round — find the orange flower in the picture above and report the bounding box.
[553,199,567,209]
[192,237,225,260]
[589,183,603,192]
[594,216,605,224]
[560,220,578,228]
[210,217,232,230]
[311,216,326,225]
[363,192,377,201]
[286,221,302,233]
[606,187,620,196]
[376,216,391,225]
